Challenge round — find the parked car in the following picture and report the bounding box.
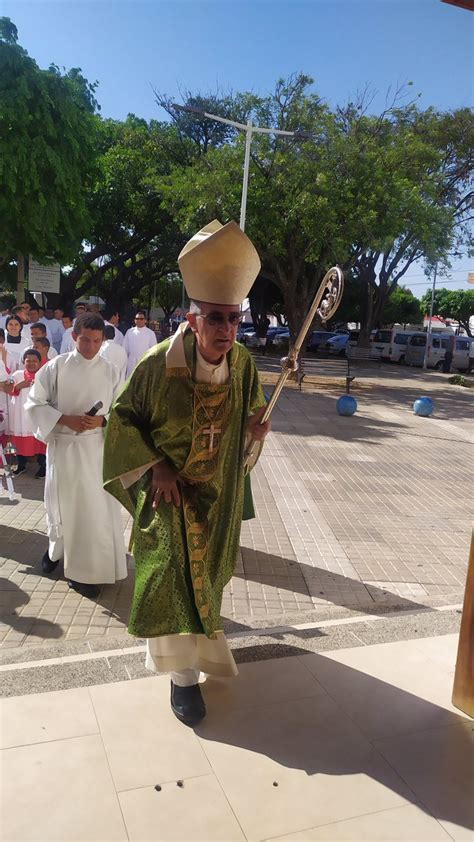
[273,329,291,349]
[325,334,349,355]
[243,326,288,349]
[453,336,474,371]
[371,328,417,363]
[238,324,256,343]
[405,333,451,369]
[307,330,337,353]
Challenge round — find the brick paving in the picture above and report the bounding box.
[1,366,472,649]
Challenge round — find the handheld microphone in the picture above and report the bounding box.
[86,400,103,417]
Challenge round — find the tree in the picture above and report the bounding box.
[161,77,473,347]
[162,75,357,346]
[59,116,187,310]
[381,286,422,326]
[0,23,99,265]
[343,101,474,344]
[420,287,474,335]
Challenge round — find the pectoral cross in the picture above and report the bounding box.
[203,423,221,453]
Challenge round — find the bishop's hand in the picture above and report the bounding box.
[246,406,271,442]
[151,459,182,508]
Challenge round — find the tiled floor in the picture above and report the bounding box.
[1,368,472,649]
[1,633,472,842]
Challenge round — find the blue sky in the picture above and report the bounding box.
[4,0,473,296]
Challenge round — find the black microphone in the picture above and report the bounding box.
[86,400,103,417]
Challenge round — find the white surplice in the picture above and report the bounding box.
[25,350,127,585]
[99,340,128,386]
[104,322,124,346]
[60,327,76,354]
[145,329,237,679]
[123,326,157,377]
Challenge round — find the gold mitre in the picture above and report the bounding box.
[178,220,261,305]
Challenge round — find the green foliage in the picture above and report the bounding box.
[448,374,471,387]
[161,76,473,341]
[62,117,187,308]
[0,25,98,263]
[381,286,422,325]
[420,287,474,335]
[0,17,18,44]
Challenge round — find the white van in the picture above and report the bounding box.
[372,328,416,363]
[453,336,473,371]
[371,329,392,360]
[389,330,417,363]
[405,333,451,369]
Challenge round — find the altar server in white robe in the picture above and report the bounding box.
[123,310,157,377]
[25,314,127,599]
[100,325,128,385]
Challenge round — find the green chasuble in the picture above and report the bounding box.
[103,330,265,640]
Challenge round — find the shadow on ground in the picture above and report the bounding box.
[197,648,474,836]
[237,548,429,614]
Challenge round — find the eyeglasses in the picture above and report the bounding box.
[197,312,242,327]
[135,316,145,321]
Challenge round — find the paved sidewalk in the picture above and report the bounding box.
[1,633,472,841]
[1,369,471,650]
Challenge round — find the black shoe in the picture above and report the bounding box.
[170,681,206,727]
[12,466,26,476]
[35,467,46,479]
[41,551,60,576]
[67,580,101,599]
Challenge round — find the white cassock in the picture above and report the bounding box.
[47,347,58,360]
[99,340,128,386]
[123,326,157,377]
[104,322,124,346]
[0,359,10,434]
[25,350,127,585]
[36,319,54,345]
[5,336,32,372]
[60,327,76,354]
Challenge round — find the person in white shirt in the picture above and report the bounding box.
[46,308,66,353]
[30,322,57,356]
[33,336,58,364]
[103,307,124,345]
[28,306,53,345]
[100,325,128,385]
[25,313,127,599]
[123,311,157,377]
[4,315,31,372]
[11,305,32,343]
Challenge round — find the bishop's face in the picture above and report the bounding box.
[187,302,241,365]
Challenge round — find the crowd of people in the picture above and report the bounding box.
[0,301,158,473]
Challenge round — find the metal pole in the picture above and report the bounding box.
[239,121,253,232]
[423,263,438,370]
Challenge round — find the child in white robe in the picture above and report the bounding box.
[5,349,46,477]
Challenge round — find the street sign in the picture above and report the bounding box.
[28,259,61,294]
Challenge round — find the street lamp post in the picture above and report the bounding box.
[171,104,310,232]
[423,263,438,370]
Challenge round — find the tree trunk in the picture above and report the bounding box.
[16,255,25,304]
[358,283,374,347]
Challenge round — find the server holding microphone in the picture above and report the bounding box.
[25,314,127,598]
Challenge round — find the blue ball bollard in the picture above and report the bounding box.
[413,396,434,417]
[336,395,358,416]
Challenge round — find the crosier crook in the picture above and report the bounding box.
[244,266,345,469]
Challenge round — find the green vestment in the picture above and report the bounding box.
[103,330,265,639]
